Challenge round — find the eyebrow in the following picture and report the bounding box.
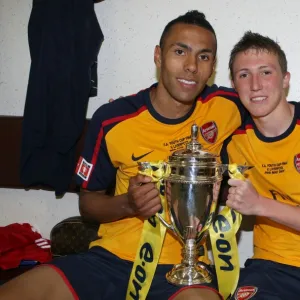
[235,65,274,74]
[170,42,214,54]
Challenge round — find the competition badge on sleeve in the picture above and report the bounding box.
[76,157,93,181]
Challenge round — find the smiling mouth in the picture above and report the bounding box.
[177,78,197,86]
[251,96,267,102]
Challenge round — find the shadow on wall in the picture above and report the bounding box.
[240,215,255,232]
[236,215,255,247]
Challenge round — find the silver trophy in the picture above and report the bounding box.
[139,124,251,286]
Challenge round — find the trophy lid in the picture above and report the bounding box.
[168,124,218,165]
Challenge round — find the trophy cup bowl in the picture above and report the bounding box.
[163,160,222,286]
[139,124,252,286]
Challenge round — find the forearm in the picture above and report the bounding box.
[259,196,300,231]
[79,190,134,224]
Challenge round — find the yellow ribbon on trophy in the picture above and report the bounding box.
[126,161,170,300]
[209,163,245,300]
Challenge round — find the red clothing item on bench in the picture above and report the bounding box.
[0,223,52,270]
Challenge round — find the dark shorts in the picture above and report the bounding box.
[232,259,300,300]
[48,246,220,300]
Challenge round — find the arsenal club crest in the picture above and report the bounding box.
[200,121,218,144]
[234,286,258,300]
[294,153,300,173]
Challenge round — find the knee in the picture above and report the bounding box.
[0,265,74,300]
[172,287,222,300]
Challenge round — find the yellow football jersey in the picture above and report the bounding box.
[221,102,300,266]
[76,83,244,264]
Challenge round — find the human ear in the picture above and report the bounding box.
[154,45,162,68]
[283,72,290,89]
[231,79,236,90]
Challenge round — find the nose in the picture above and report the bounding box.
[185,55,198,74]
[250,74,262,91]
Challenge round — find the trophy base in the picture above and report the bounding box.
[166,262,212,286]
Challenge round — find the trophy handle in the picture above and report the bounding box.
[156,213,175,232]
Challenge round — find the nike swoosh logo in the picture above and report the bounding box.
[132,150,154,161]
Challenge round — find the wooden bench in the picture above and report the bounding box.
[0,115,89,192]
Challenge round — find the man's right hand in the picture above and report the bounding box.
[127,174,162,219]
